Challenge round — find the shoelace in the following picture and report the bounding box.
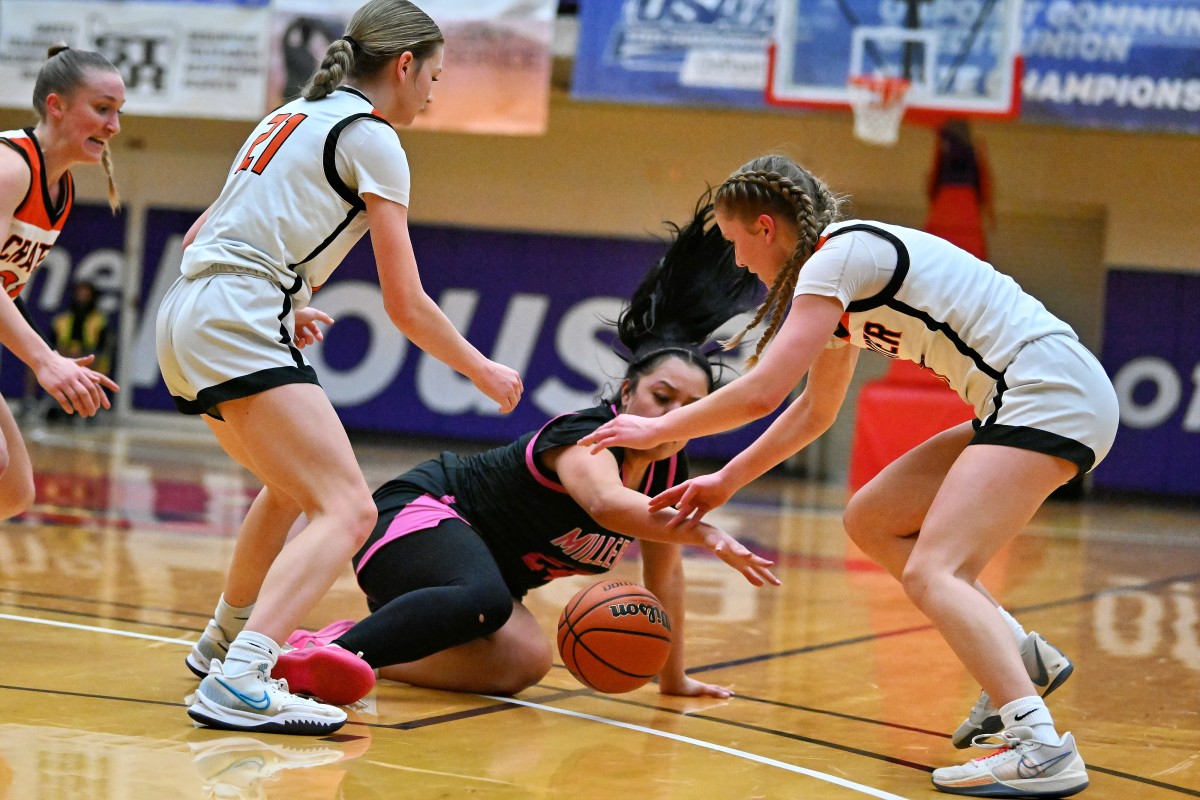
[968,729,1033,761]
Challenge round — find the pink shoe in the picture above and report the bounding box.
[286,619,357,650]
[272,645,376,706]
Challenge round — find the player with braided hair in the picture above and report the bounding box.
[581,154,1116,798]
[165,0,522,736]
[268,196,778,704]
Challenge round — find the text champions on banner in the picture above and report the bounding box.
[1020,0,1200,133]
[571,0,1200,135]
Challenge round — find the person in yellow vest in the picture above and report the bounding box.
[51,281,110,376]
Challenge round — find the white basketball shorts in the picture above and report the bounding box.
[156,267,318,419]
[971,333,1119,474]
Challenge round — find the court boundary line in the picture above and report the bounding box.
[479,694,916,800]
[0,613,194,645]
[0,602,200,633]
[691,571,1200,673]
[2,613,1197,797]
[0,587,210,618]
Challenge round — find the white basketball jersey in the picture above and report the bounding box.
[803,220,1077,416]
[181,87,410,307]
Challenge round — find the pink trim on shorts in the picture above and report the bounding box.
[355,494,465,574]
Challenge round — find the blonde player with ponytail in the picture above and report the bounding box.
[161,0,522,735]
[582,153,1117,798]
[0,43,124,519]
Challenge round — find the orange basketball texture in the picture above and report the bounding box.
[556,580,673,693]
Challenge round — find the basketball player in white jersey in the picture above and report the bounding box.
[581,156,1117,798]
[157,0,522,735]
[0,45,123,520]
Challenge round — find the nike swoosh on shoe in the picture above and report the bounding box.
[1016,751,1073,779]
[216,678,271,710]
[1028,644,1050,687]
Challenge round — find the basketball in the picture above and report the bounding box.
[556,579,673,693]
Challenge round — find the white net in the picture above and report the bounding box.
[847,76,910,146]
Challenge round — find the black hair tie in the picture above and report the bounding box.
[341,35,357,49]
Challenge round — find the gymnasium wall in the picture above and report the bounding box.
[3,92,1196,479]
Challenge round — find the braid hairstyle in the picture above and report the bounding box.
[34,43,122,211]
[608,190,763,405]
[714,155,844,368]
[302,0,443,101]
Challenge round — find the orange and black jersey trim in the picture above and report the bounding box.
[0,128,74,298]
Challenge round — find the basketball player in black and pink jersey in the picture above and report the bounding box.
[581,155,1118,798]
[163,0,522,737]
[270,197,779,705]
[0,45,123,520]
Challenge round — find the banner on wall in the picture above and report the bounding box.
[129,208,777,460]
[0,0,556,133]
[0,204,127,400]
[0,0,273,121]
[1020,0,1200,134]
[1096,269,1200,496]
[572,0,1200,136]
[269,0,557,135]
[572,0,777,109]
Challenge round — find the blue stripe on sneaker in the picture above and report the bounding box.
[215,678,271,710]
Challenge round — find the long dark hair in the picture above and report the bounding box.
[607,190,762,403]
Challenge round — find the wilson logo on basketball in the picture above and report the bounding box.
[609,602,671,630]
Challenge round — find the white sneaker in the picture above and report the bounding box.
[186,618,231,679]
[932,726,1089,797]
[188,658,347,736]
[951,632,1074,748]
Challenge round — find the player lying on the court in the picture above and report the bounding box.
[269,198,780,704]
[579,155,1115,799]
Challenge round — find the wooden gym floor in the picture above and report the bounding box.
[0,415,1197,799]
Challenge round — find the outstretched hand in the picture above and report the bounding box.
[578,415,666,454]
[475,360,523,414]
[292,307,335,348]
[701,527,779,587]
[37,353,119,417]
[650,472,736,527]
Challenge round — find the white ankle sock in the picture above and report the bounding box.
[223,631,280,674]
[995,605,1028,644]
[1000,696,1059,744]
[214,595,255,641]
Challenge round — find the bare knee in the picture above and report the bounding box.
[843,491,888,552]
[320,490,377,550]
[0,458,35,520]
[900,557,960,613]
[842,496,870,548]
[344,496,378,547]
[490,638,553,695]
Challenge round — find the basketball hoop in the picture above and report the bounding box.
[847,75,911,146]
